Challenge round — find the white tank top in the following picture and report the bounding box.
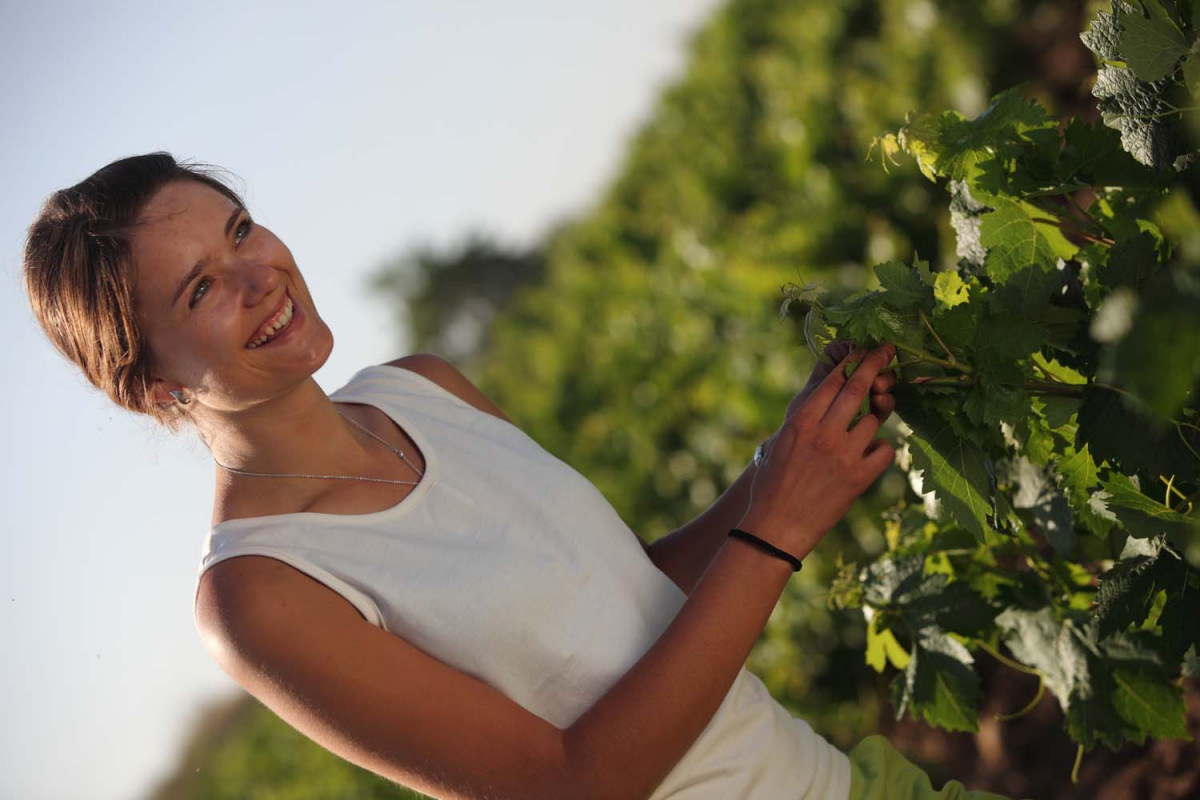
[194,364,851,799]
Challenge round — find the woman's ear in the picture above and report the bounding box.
[150,377,186,408]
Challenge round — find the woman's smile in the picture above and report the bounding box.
[246,292,299,349]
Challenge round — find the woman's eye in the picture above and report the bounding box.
[190,217,252,309]
[190,277,211,307]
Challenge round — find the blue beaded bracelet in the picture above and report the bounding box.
[728,528,803,572]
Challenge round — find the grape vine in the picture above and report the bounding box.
[796,0,1200,773]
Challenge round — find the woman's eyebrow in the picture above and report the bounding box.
[169,206,244,308]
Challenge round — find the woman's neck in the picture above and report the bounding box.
[201,377,378,482]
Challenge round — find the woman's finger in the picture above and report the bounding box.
[870,392,896,422]
[872,369,897,393]
[821,345,896,429]
[794,348,868,423]
[823,339,855,364]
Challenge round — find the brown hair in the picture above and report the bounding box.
[22,152,246,431]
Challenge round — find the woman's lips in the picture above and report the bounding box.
[244,291,289,347]
[246,293,301,349]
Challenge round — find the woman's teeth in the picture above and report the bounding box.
[247,297,294,349]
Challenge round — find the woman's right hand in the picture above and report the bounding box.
[737,343,897,561]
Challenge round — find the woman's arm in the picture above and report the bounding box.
[645,453,762,596]
[564,344,897,799]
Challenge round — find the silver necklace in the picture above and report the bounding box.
[213,413,424,485]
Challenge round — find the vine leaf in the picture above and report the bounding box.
[890,628,981,733]
[866,614,911,673]
[1157,561,1200,664]
[899,87,1058,183]
[1081,0,1189,173]
[1116,0,1190,83]
[996,608,1091,708]
[1075,387,1196,483]
[1110,667,1189,740]
[978,198,1078,282]
[898,402,996,543]
[933,271,969,311]
[1095,534,1170,637]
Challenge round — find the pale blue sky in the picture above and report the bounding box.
[0,2,721,797]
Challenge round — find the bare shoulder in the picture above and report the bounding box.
[384,353,514,424]
[194,557,333,656]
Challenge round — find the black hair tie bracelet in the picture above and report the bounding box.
[728,528,803,572]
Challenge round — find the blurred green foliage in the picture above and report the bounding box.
[159,1,1108,797]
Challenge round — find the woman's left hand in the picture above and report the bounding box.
[790,340,897,424]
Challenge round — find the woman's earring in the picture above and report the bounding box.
[169,390,191,406]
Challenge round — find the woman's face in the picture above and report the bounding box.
[131,179,334,412]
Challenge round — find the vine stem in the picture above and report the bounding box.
[893,341,971,374]
[1071,745,1084,785]
[995,676,1046,722]
[1024,381,1086,397]
[904,377,1085,397]
[1031,362,1057,383]
[1042,194,1110,241]
[919,309,957,365]
[977,640,1044,678]
[1064,193,1095,228]
[1105,104,1200,122]
[1030,216,1114,247]
[1176,419,1200,462]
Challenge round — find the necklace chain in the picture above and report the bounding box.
[212,413,425,485]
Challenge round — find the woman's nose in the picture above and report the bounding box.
[238,262,282,306]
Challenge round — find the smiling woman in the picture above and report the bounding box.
[23,153,1002,800]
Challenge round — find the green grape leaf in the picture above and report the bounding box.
[1075,387,1196,483]
[1080,2,1125,61]
[1091,65,1181,170]
[823,294,926,352]
[963,376,1031,429]
[1095,535,1170,636]
[861,554,997,637]
[1110,667,1189,739]
[866,613,911,673]
[1184,53,1200,100]
[862,555,927,607]
[986,265,1087,352]
[1082,1,1186,170]
[1096,230,1161,295]
[933,271,969,311]
[897,397,996,542]
[890,628,981,733]
[1003,456,1076,555]
[1059,118,1161,189]
[978,198,1079,282]
[1117,0,1190,83]
[995,607,1091,709]
[1100,472,1200,543]
[1157,562,1200,663]
[874,259,935,312]
[1065,666,1142,749]
[1057,444,1101,504]
[899,87,1059,182]
[974,315,1051,364]
[1102,264,1200,418]
[1017,413,1058,465]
